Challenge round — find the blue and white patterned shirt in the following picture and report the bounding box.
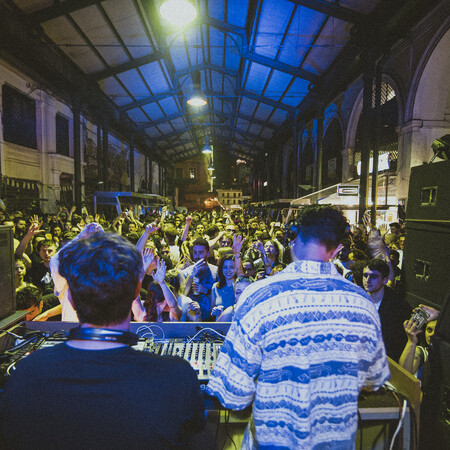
[207,260,390,450]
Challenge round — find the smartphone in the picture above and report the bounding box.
[410,307,430,331]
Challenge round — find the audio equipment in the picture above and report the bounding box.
[0,332,224,386]
[134,338,223,382]
[0,225,16,320]
[403,159,450,309]
[68,327,139,346]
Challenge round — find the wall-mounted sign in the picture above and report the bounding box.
[338,185,359,196]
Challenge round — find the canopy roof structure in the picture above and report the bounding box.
[0,0,438,164]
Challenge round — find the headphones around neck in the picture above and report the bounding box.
[68,327,139,346]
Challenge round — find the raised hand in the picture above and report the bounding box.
[152,258,167,284]
[232,234,244,254]
[379,223,389,236]
[403,319,421,345]
[254,240,264,255]
[142,248,157,274]
[80,222,104,237]
[27,221,44,237]
[417,304,440,321]
[192,258,207,276]
[145,223,160,234]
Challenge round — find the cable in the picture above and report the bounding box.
[135,325,165,340]
[221,409,237,450]
[384,384,417,449]
[389,400,407,450]
[4,330,22,339]
[213,409,221,450]
[357,409,363,450]
[187,328,226,343]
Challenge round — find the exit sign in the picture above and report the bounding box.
[338,185,359,196]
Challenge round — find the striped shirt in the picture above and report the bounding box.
[207,260,390,450]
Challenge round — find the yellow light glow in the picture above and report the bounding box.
[160,0,197,26]
[187,95,207,107]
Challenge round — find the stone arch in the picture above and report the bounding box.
[396,25,450,200]
[407,21,450,122]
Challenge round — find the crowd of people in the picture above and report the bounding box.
[0,201,439,373]
[0,200,443,448]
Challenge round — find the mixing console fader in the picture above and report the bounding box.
[134,339,223,382]
[1,333,224,386]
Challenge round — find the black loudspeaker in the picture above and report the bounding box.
[403,159,450,310]
[406,159,450,222]
[402,222,450,309]
[0,225,16,319]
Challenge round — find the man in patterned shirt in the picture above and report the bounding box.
[207,206,390,449]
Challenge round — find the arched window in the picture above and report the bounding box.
[354,83,399,177]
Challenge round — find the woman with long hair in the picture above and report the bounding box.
[254,239,284,276]
[211,255,237,319]
[143,259,181,322]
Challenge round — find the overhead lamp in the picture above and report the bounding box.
[207,161,214,171]
[429,134,450,163]
[159,0,197,27]
[202,135,212,154]
[187,70,207,107]
[211,174,216,179]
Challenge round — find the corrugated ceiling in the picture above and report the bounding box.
[10,0,382,162]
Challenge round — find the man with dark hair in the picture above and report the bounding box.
[15,285,44,321]
[207,205,389,449]
[29,239,57,295]
[363,258,411,361]
[1,233,205,449]
[180,237,218,320]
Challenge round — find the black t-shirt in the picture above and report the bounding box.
[1,343,205,449]
[378,286,412,362]
[29,262,54,295]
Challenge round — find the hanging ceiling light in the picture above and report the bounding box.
[187,70,207,107]
[159,0,197,26]
[202,135,212,154]
[207,159,214,171]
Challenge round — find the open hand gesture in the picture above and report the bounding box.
[27,219,44,237]
[142,248,157,274]
[152,258,166,284]
[232,234,244,254]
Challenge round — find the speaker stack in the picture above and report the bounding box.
[403,159,450,448]
[403,159,450,310]
[0,225,16,320]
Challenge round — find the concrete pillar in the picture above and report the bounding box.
[358,67,374,224]
[102,120,109,191]
[129,133,134,192]
[72,100,82,209]
[341,147,355,181]
[316,103,324,191]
